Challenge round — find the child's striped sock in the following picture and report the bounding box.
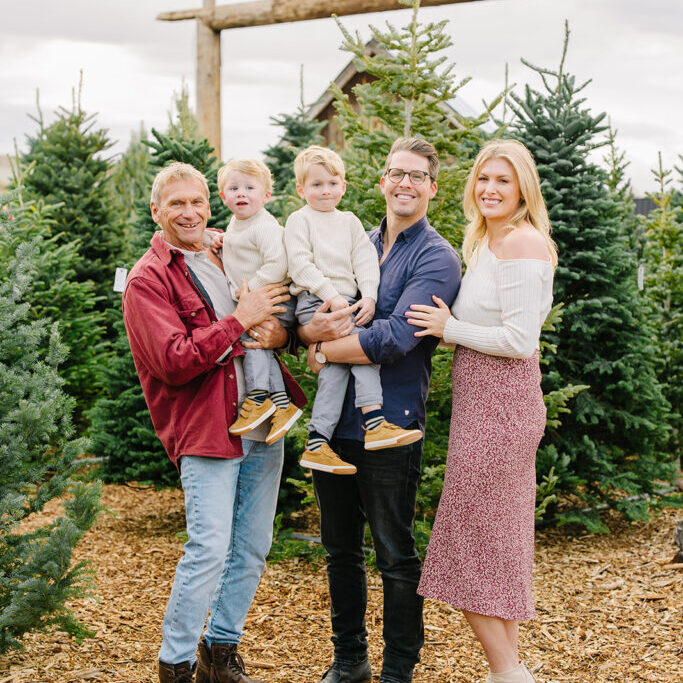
[363,409,384,432]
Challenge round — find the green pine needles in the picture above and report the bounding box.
[0,205,101,653]
[508,23,674,527]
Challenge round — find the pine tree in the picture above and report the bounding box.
[642,153,682,457]
[20,81,126,309]
[508,24,673,526]
[110,124,152,264]
[0,201,101,653]
[331,0,499,246]
[88,106,231,486]
[0,170,105,421]
[262,67,325,223]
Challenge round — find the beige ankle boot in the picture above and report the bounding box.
[487,662,536,682]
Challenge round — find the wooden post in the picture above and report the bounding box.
[158,1,487,157]
[196,0,221,158]
[159,0,483,29]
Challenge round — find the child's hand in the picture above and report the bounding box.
[354,297,375,326]
[329,295,350,312]
[210,231,225,254]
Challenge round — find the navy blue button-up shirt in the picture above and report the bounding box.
[334,216,462,441]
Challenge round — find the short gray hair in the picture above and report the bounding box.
[150,162,209,206]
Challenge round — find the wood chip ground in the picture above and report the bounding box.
[1,485,680,682]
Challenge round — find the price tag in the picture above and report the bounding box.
[637,264,644,291]
[113,267,128,293]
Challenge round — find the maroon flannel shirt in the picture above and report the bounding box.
[122,231,306,468]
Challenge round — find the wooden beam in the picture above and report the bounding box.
[158,0,483,30]
[196,0,221,157]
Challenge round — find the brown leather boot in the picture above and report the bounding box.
[158,659,195,683]
[195,639,212,683]
[209,642,266,683]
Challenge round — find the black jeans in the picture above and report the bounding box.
[312,437,424,683]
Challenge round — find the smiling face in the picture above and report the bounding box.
[219,170,271,220]
[380,150,437,227]
[150,177,210,252]
[475,157,522,229]
[296,163,346,212]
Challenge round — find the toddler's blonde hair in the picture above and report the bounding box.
[294,145,345,185]
[217,159,273,194]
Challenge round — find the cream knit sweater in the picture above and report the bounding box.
[285,204,379,301]
[221,207,289,300]
[444,242,554,358]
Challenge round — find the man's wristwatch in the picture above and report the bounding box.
[314,341,327,365]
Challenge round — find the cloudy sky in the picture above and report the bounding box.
[1,0,681,194]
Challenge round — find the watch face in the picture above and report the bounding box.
[314,351,326,364]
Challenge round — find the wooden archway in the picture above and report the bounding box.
[158,0,485,157]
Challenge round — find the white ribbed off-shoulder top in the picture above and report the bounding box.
[443,241,554,359]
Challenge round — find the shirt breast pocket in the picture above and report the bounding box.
[177,303,209,331]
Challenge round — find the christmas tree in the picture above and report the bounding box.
[88,105,230,486]
[0,201,101,653]
[20,81,126,309]
[508,24,673,527]
[641,154,682,458]
[263,67,325,223]
[331,0,499,246]
[1,167,105,422]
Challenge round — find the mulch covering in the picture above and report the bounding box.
[1,484,680,682]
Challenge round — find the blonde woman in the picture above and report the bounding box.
[406,139,557,683]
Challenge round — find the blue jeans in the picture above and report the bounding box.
[158,438,284,665]
[312,437,424,683]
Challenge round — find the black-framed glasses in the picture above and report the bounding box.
[385,168,432,185]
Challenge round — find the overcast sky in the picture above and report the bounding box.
[1,0,681,194]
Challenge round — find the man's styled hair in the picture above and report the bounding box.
[217,159,273,194]
[384,137,439,181]
[150,162,209,206]
[294,145,345,185]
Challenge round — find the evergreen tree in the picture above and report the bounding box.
[110,124,152,263]
[0,171,105,420]
[642,153,682,457]
[20,81,126,309]
[262,67,325,222]
[0,203,101,653]
[331,0,500,246]
[88,109,230,486]
[508,24,673,527]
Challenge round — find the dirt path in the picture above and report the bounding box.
[1,485,680,682]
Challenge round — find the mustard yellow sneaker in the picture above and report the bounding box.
[229,397,275,435]
[300,443,357,475]
[265,403,303,445]
[363,420,423,450]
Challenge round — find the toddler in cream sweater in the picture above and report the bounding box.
[286,146,421,475]
[217,159,301,444]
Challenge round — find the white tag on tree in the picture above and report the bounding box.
[637,264,644,291]
[113,267,128,293]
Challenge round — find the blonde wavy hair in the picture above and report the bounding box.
[461,139,557,267]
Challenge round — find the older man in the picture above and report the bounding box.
[300,138,462,683]
[123,162,305,683]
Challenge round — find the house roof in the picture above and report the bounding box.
[306,38,484,130]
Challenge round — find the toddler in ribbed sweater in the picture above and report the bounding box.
[286,146,421,475]
[216,159,302,445]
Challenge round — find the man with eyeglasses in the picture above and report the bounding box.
[299,137,462,683]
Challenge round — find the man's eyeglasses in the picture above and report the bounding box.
[385,168,432,185]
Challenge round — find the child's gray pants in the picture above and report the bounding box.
[296,291,382,440]
[242,296,297,395]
